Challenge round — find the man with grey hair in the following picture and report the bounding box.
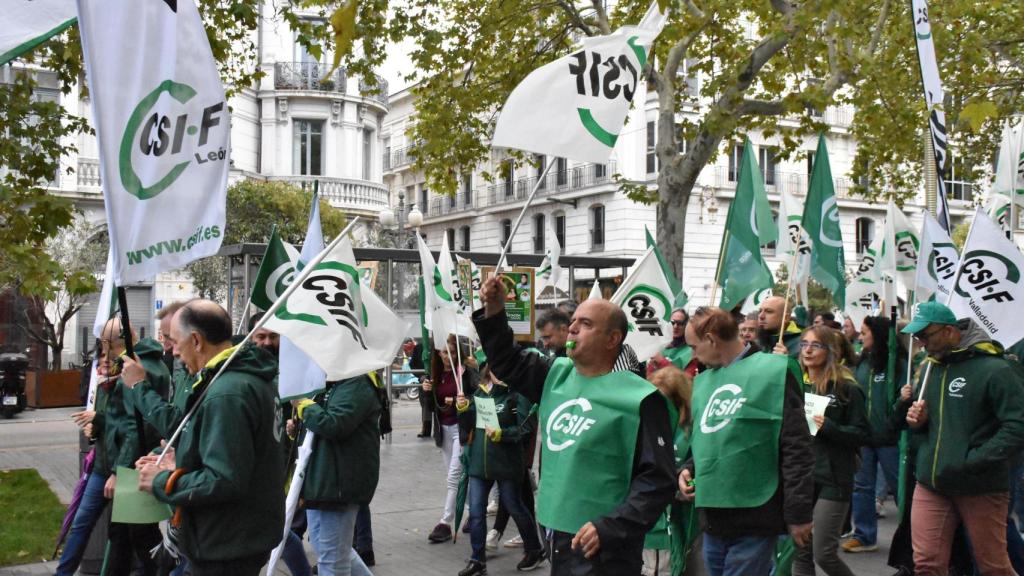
[132,299,285,575]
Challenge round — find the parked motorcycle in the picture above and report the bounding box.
[0,352,29,418]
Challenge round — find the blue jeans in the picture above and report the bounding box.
[282,529,312,576]
[851,445,899,545]
[468,476,541,562]
[56,472,109,576]
[702,533,775,576]
[307,506,372,576]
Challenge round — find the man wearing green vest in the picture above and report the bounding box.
[474,275,677,575]
[679,307,814,575]
[757,296,802,357]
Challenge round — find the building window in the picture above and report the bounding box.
[446,228,456,249]
[460,226,471,251]
[383,136,391,170]
[727,142,743,182]
[945,150,975,202]
[500,219,512,247]
[501,160,514,198]
[855,217,874,255]
[293,119,324,176]
[534,214,546,253]
[419,185,429,213]
[646,121,657,174]
[806,151,815,178]
[759,146,777,186]
[555,213,566,248]
[556,157,568,187]
[462,171,472,206]
[590,205,605,250]
[362,129,372,180]
[536,155,547,190]
[762,210,778,256]
[595,163,606,179]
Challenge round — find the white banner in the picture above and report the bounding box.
[0,0,76,65]
[910,0,951,232]
[883,201,920,290]
[914,211,959,302]
[610,247,674,362]
[948,210,1024,347]
[993,121,1024,206]
[491,1,667,163]
[78,0,229,284]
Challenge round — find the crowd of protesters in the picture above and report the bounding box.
[55,286,1024,576]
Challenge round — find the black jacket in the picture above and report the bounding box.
[473,309,676,569]
[686,345,815,538]
[424,367,479,447]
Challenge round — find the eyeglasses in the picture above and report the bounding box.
[914,326,945,342]
[799,341,828,352]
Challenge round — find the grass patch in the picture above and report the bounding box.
[0,469,65,566]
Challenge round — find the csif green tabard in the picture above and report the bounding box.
[535,357,666,534]
[690,352,788,509]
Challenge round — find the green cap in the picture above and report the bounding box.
[901,301,958,335]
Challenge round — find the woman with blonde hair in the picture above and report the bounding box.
[792,326,870,576]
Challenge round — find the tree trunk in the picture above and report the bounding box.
[49,344,63,371]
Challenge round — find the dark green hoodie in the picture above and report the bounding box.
[152,343,285,562]
[120,338,172,454]
[913,323,1024,496]
[802,376,871,501]
[93,337,170,477]
[129,356,193,441]
[853,354,907,447]
[457,382,534,481]
[300,375,381,508]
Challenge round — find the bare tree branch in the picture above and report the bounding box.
[555,0,593,37]
[684,0,705,20]
[590,0,611,35]
[770,0,794,16]
[866,0,891,56]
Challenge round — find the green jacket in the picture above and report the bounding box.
[758,322,802,358]
[300,375,381,508]
[803,377,870,501]
[457,383,534,481]
[152,343,286,562]
[130,359,193,442]
[913,331,1024,496]
[853,354,907,447]
[121,338,172,452]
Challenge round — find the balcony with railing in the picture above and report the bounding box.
[264,175,389,215]
[383,146,415,171]
[709,165,856,199]
[487,161,617,207]
[77,157,101,191]
[359,75,389,109]
[274,62,347,93]
[428,192,475,217]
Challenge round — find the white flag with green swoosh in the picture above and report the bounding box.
[78,0,229,285]
[610,247,674,362]
[914,211,958,303]
[264,236,409,382]
[1,0,76,66]
[882,201,920,290]
[490,1,667,163]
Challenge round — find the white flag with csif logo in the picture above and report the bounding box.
[490,1,668,163]
[264,236,409,381]
[914,211,959,303]
[882,202,920,290]
[78,0,229,285]
[609,247,674,362]
[947,209,1024,347]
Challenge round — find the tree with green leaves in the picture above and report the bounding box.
[186,179,347,300]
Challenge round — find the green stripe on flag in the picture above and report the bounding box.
[0,17,77,66]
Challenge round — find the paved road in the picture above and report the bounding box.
[0,402,900,575]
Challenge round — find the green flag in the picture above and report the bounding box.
[801,134,846,309]
[250,226,299,311]
[717,139,774,310]
[645,226,688,308]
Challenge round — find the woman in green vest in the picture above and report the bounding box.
[793,326,870,576]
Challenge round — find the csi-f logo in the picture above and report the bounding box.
[546,398,596,452]
[927,243,958,283]
[856,250,877,276]
[276,262,368,348]
[954,250,1020,304]
[948,377,966,398]
[624,285,671,337]
[700,384,747,434]
[788,222,811,255]
[818,197,844,248]
[895,231,920,270]
[567,36,646,147]
[119,80,227,200]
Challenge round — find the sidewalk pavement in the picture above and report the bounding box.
[0,401,900,576]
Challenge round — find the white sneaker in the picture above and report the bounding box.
[487,501,499,515]
[486,529,502,551]
[505,535,524,548]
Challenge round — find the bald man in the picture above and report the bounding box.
[134,300,285,575]
[474,276,676,576]
[757,296,803,357]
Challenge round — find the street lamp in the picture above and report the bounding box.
[378,191,421,248]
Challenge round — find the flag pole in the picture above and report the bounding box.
[709,230,729,307]
[157,216,362,465]
[495,159,555,274]
[916,208,980,402]
[778,241,802,344]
